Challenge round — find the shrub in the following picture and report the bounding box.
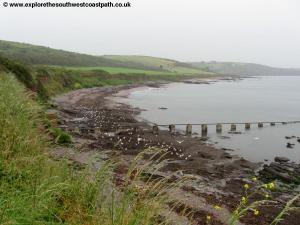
[50,127,72,144]
[74,82,82,89]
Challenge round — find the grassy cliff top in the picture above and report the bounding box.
[0,39,210,75]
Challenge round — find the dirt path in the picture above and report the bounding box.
[50,84,300,225]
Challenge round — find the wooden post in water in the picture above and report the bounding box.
[230,124,237,131]
[202,124,208,136]
[216,123,222,133]
[169,124,175,134]
[258,122,264,128]
[270,122,276,126]
[186,124,192,136]
[153,125,159,134]
[245,123,251,130]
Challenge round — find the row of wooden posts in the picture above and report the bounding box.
[152,122,286,135]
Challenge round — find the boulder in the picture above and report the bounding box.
[275,157,290,163]
[259,158,300,184]
[286,143,295,148]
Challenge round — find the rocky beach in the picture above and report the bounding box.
[49,82,300,225]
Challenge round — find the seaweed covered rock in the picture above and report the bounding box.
[259,157,300,184]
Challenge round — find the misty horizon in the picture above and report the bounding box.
[1,0,299,68]
[2,38,300,70]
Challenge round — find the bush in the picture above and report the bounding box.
[0,54,36,90]
[74,82,82,89]
[50,127,72,144]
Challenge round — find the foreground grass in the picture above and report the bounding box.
[0,74,167,225]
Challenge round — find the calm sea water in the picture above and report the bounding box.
[115,76,300,163]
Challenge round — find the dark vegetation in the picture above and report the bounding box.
[0,54,35,89]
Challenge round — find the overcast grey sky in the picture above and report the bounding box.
[1,0,299,68]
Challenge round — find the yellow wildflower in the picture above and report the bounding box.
[252,177,257,182]
[254,209,259,216]
[265,194,270,199]
[268,182,275,190]
[206,215,211,221]
[241,196,247,203]
[214,205,221,210]
[244,184,250,189]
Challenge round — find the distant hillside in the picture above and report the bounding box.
[0,40,123,67]
[191,62,300,76]
[0,40,210,75]
[103,55,208,74]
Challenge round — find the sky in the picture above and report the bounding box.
[0,0,300,68]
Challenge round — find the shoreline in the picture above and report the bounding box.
[52,78,300,224]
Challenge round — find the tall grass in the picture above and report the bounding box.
[0,74,168,225]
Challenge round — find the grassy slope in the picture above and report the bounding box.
[0,71,167,225]
[0,40,124,67]
[191,61,300,76]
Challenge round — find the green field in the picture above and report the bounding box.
[51,65,209,76]
[54,66,175,75]
[103,55,178,68]
[103,55,211,75]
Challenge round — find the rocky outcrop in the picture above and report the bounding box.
[259,157,300,184]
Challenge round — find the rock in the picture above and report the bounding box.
[259,159,300,184]
[220,136,231,139]
[285,136,292,139]
[116,129,130,135]
[287,143,295,148]
[275,157,290,163]
[158,107,168,110]
[199,137,209,141]
[297,138,300,143]
[228,131,242,134]
[221,148,234,152]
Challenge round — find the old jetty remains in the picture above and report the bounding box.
[152,120,300,136]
